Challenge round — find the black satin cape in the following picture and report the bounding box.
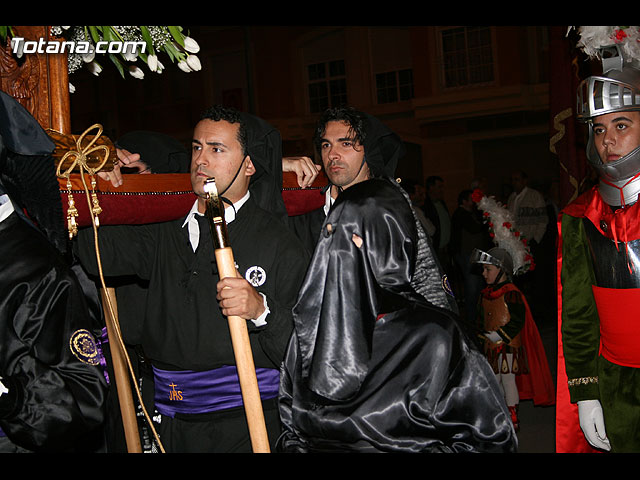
[277,178,517,452]
[0,211,107,451]
[0,89,107,451]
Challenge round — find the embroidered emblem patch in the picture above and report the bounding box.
[245,265,267,287]
[169,382,183,401]
[69,329,100,365]
[442,274,455,297]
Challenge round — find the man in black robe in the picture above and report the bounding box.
[278,177,517,452]
[287,106,405,255]
[76,105,308,453]
[0,90,107,452]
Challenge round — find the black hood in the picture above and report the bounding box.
[360,113,405,178]
[0,89,65,252]
[115,130,190,174]
[239,111,287,222]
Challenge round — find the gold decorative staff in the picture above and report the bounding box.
[203,177,271,453]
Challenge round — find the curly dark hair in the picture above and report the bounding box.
[199,105,248,157]
[312,106,367,155]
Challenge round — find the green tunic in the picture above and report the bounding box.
[560,212,640,452]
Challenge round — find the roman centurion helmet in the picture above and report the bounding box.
[470,247,515,279]
[576,41,640,205]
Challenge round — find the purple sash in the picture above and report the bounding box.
[153,365,279,417]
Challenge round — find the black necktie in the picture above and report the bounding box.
[195,214,211,250]
[194,214,219,275]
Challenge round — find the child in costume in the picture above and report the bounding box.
[471,190,555,431]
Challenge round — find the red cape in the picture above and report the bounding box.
[484,284,555,406]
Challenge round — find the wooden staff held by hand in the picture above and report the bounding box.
[202,177,271,453]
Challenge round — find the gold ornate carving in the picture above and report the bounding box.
[0,26,70,133]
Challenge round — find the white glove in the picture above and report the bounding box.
[483,331,502,343]
[577,399,611,451]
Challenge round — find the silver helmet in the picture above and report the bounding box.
[576,44,640,200]
[470,247,514,279]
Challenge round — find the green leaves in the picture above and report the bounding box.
[2,26,201,87]
[167,26,185,47]
[0,26,14,42]
[58,26,200,82]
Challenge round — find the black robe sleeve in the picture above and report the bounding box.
[0,213,107,451]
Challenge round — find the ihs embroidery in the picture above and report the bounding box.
[169,382,183,401]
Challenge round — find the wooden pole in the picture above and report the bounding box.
[215,247,271,453]
[204,178,270,453]
[100,288,143,453]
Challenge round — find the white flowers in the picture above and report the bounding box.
[179,36,202,72]
[147,54,159,72]
[183,36,200,53]
[147,54,166,73]
[82,51,95,63]
[177,60,190,73]
[43,26,203,89]
[175,35,201,72]
[187,54,201,71]
[128,65,145,79]
[121,48,138,63]
[178,54,202,72]
[87,62,102,76]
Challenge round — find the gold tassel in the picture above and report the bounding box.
[66,179,78,239]
[90,175,102,227]
[55,124,111,235]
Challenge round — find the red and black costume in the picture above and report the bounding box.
[557,185,640,452]
[478,282,555,407]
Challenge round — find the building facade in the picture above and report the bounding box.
[69,26,554,209]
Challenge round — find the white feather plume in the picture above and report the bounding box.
[472,189,534,276]
[575,26,640,64]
